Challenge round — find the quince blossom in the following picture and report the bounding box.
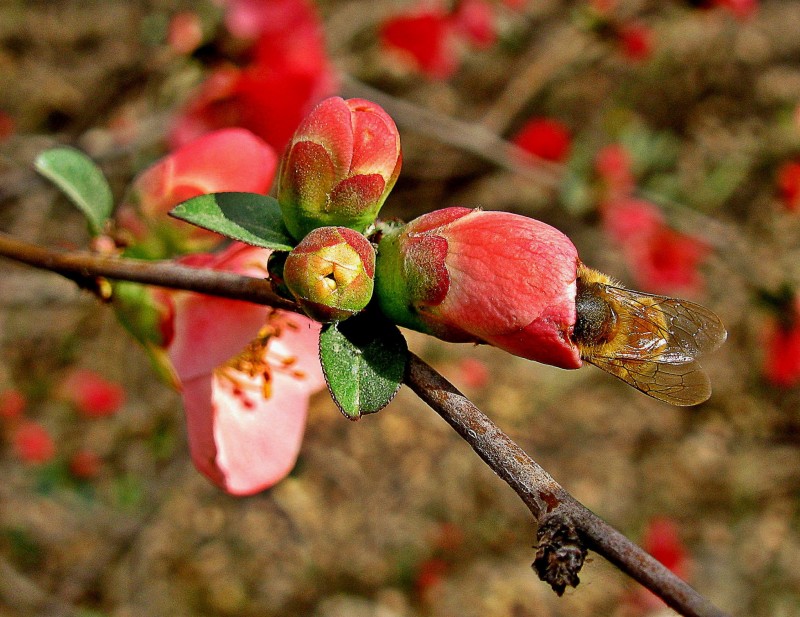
[165,243,325,494]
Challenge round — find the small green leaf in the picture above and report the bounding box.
[319,313,408,420]
[169,192,295,251]
[34,146,113,235]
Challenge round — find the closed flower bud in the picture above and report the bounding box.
[284,227,376,323]
[277,97,402,240]
[375,207,582,369]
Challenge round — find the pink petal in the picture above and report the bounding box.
[169,294,273,382]
[134,128,277,217]
[182,368,311,495]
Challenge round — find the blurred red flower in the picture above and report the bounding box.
[763,297,800,388]
[777,160,800,212]
[380,9,459,79]
[13,422,56,465]
[602,198,710,296]
[713,0,758,19]
[170,0,336,152]
[630,516,690,611]
[618,23,654,62]
[0,389,26,421]
[69,449,102,479]
[452,0,497,49]
[60,369,125,418]
[512,118,572,163]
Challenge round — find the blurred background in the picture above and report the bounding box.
[1,0,800,615]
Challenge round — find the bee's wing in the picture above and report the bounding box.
[586,355,712,406]
[603,286,727,364]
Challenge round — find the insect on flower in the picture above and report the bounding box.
[573,264,727,406]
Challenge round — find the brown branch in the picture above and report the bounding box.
[405,354,730,617]
[0,233,730,617]
[0,232,295,310]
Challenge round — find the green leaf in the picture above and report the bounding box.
[319,313,408,420]
[34,146,113,235]
[169,192,295,251]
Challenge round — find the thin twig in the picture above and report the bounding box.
[0,235,731,617]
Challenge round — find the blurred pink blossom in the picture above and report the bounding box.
[13,422,56,465]
[60,369,126,418]
[167,11,204,55]
[452,0,497,49]
[171,0,336,152]
[602,198,710,296]
[595,143,635,200]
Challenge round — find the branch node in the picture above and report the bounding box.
[532,515,587,596]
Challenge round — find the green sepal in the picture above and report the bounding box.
[34,146,113,235]
[319,312,408,420]
[112,281,179,389]
[169,192,295,251]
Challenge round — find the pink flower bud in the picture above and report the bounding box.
[375,207,582,369]
[277,97,402,240]
[283,227,376,322]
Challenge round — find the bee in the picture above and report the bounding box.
[572,264,727,406]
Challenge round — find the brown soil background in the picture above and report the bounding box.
[1,1,800,616]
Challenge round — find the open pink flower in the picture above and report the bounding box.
[376,207,582,369]
[165,243,325,495]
